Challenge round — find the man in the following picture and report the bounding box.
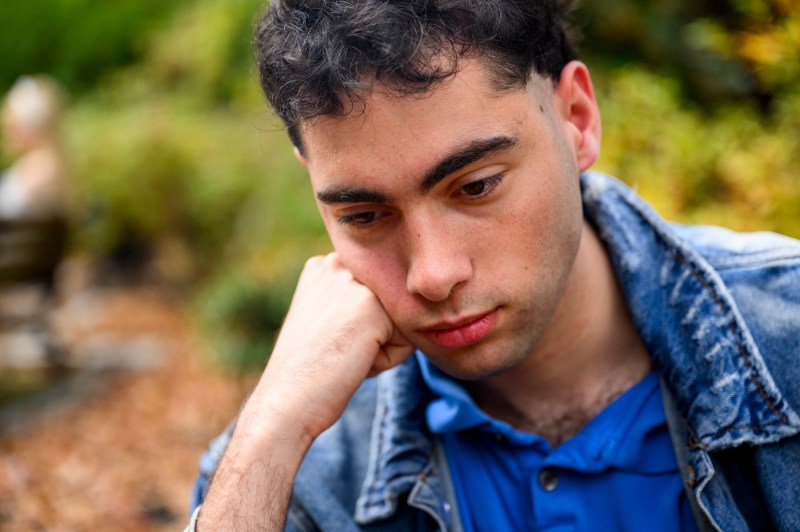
[189,0,800,530]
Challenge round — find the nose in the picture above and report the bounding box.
[405,220,472,302]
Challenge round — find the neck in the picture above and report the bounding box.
[465,222,652,446]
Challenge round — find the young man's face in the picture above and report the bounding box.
[299,60,601,380]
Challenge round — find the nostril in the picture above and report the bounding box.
[406,260,470,302]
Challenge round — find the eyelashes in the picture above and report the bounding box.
[337,172,507,228]
[457,172,506,199]
[338,211,383,226]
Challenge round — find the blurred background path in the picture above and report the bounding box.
[0,276,255,530]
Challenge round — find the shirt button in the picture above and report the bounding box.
[538,468,559,492]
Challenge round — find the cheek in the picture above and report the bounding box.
[497,173,582,275]
[333,239,407,304]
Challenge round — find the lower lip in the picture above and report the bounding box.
[423,311,497,349]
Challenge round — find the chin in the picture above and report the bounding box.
[425,344,527,382]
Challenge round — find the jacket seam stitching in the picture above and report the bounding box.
[673,250,790,433]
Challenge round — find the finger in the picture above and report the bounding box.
[367,329,415,377]
[367,344,414,377]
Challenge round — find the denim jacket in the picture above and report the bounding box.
[192,172,800,531]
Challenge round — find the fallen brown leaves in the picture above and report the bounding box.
[0,286,256,531]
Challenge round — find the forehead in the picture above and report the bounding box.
[299,62,554,180]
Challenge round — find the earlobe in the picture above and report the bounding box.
[555,61,602,172]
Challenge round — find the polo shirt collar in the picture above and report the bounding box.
[419,351,676,475]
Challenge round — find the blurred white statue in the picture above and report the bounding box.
[1,75,68,220]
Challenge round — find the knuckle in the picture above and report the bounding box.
[304,255,323,268]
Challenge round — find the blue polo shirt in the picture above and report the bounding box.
[418,353,698,531]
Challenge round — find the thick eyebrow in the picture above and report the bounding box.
[315,134,518,204]
[316,187,389,205]
[418,135,518,193]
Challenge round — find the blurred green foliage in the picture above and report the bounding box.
[596,68,800,236]
[195,264,302,372]
[0,0,190,92]
[58,0,327,279]
[577,0,799,102]
[579,0,800,236]
[1,0,798,370]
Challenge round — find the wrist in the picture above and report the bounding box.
[236,390,318,450]
[197,406,311,529]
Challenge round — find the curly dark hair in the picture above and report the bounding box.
[255,0,578,149]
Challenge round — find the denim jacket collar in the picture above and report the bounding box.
[581,171,800,449]
[354,171,800,525]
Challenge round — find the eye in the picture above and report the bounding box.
[338,211,381,227]
[461,180,488,196]
[456,173,505,199]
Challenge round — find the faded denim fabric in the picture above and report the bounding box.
[191,172,800,531]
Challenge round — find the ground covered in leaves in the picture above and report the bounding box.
[0,285,255,530]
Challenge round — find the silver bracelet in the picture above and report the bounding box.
[184,505,202,532]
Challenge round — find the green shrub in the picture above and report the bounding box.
[595,66,800,238]
[194,265,302,372]
[0,1,188,93]
[59,0,326,279]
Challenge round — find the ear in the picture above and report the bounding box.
[293,145,308,168]
[552,61,601,172]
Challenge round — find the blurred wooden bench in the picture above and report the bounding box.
[0,218,67,290]
[0,217,69,366]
